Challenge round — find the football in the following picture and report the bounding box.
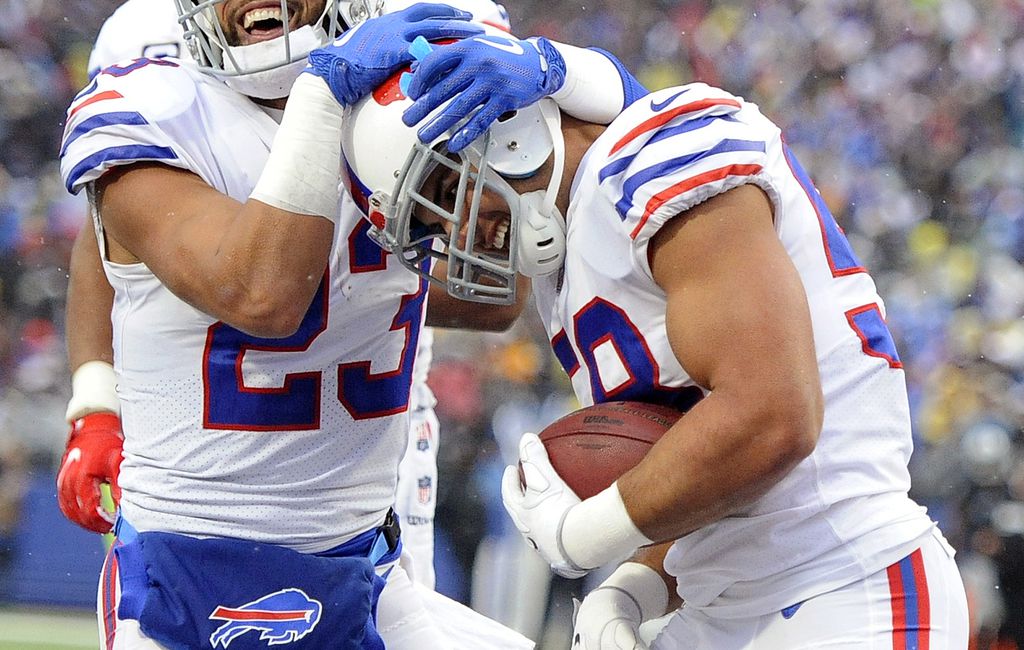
[536,401,684,499]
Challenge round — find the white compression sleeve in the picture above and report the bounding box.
[549,42,626,125]
[65,360,120,422]
[249,74,345,223]
[561,482,654,570]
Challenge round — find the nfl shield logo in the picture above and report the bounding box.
[417,476,432,504]
[415,423,431,452]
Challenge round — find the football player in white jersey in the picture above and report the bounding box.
[338,39,972,648]
[59,0,520,592]
[57,1,649,647]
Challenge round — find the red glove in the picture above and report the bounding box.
[56,412,124,533]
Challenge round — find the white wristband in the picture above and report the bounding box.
[65,360,120,422]
[597,562,670,622]
[561,482,653,570]
[549,42,625,125]
[249,74,344,223]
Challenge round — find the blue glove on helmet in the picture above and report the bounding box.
[307,2,483,106]
[401,33,567,152]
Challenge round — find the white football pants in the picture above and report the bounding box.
[651,528,969,649]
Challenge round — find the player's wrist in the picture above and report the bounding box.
[561,481,653,571]
[525,37,567,95]
[249,74,344,223]
[69,412,124,441]
[65,360,120,423]
[594,561,669,622]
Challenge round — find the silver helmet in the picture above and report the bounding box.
[173,0,384,98]
[341,55,566,306]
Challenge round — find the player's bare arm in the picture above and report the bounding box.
[67,222,114,370]
[618,183,824,543]
[93,162,334,338]
[59,219,124,533]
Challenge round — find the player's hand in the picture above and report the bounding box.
[56,413,123,533]
[501,432,586,578]
[306,3,483,106]
[402,34,567,152]
[571,591,648,650]
[572,562,668,650]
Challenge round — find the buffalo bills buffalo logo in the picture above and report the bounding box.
[209,588,322,647]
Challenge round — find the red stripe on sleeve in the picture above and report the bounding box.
[70,90,124,119]
[610,98,742,155]
[629,163,763,239]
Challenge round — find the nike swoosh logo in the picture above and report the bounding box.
[475,37,524,56]
[650,90,688,112]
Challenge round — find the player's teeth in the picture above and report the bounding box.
[243,7,283,30]
[493,221,508,250]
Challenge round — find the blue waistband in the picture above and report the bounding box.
[114,512,402,566]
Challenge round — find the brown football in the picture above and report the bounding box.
[534,401,683,499]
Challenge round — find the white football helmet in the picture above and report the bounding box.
[89,0,190,77]
[172,0,384,99]
[341,66,566,305]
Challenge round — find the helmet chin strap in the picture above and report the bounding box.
[537,99,565,224]
[220,25,327,100]
[515,100,566,277]
[515,190,566,277]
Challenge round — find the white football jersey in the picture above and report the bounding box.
[60,61,427,553]
[534,83,936,618]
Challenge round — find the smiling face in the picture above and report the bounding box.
[214,0,328,47]
[176,0,344,99]
[415,155,531,259]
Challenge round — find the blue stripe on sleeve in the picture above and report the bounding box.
[613,138,766,219]
[71,78,100,104]
[60,111,151,157]
[598,114,741,185]
[65,144,178,193]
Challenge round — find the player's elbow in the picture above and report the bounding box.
[759,382,823,468]
[217,285,311,338]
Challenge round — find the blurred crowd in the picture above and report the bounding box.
[0,0,1021,645]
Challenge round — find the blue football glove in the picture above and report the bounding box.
[306,3,483,106]
[402,34,567,152]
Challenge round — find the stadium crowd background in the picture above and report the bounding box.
[0,0,1021,646]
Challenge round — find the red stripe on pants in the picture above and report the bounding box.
[888,560,908,650]
[910,549,932,650]
[102,544,119,649]
[887,549,932,650]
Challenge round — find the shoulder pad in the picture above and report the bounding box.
[79,58,200,122]
[596,83,774,244]
[60,60,204,194]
